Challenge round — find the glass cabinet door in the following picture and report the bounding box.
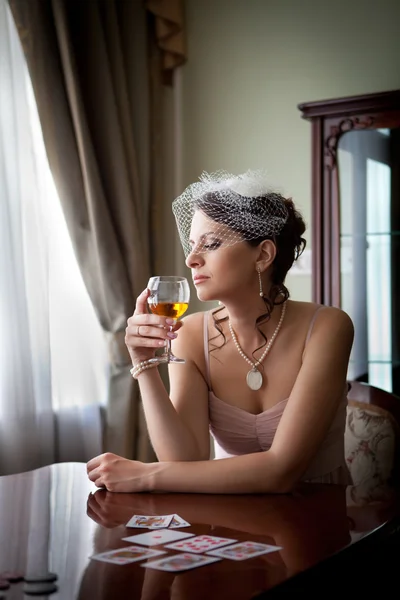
[338,128,400,394]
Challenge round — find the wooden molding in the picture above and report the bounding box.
[298,90,400,306]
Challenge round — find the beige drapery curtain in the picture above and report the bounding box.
[8,0,187,461]
[146,0,186,85]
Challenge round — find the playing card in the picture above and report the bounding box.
[91,545,166,565]
[168,514,191,529]
[142,552,221,572]
[207,541,282,561]
[122,528,195,547]
[126,514,174,529]
[165,534,237,554]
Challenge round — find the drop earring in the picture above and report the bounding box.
[257,266,264,297]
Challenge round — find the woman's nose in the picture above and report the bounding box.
[185,249,204,269]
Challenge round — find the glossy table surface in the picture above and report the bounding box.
[0,462,398,599]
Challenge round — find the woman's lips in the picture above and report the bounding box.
[193,276,209,285]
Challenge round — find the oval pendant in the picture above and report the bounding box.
[246,368,263,391]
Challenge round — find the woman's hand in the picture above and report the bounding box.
[125,288,183,365]
[86,452,153,493]
[86,489,138,528]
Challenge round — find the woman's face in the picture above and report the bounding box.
[185,210,259,303]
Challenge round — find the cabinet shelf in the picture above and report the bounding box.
[349,360,400,366]
[341,231,400,239]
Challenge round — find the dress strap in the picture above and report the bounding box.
[305,305,326,347]
[203,312,212,389]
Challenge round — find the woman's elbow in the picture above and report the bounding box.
[260,454,303,494]
[260,473,297,494]
[272,477,297,494]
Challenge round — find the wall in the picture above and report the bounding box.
[179,0,400,310]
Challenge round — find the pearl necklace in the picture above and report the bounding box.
[228,302,286,391]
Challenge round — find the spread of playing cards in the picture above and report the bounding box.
[90,513,282,573]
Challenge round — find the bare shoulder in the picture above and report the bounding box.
[172,310,208,360]
[290,300,353,330]
[314,305,354,336]
[286,301,354,354]
[179,310,207,333]
[296,302,354,352]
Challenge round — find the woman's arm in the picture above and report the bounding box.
[125,290,210,462]
[147,306,354,493]
[134,366,209,462]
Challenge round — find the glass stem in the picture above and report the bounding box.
[166,338,172,362]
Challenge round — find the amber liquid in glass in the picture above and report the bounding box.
[148,302,188,319]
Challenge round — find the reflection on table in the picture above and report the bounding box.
[0,462,397,600]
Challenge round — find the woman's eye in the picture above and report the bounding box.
[204,241,221,250]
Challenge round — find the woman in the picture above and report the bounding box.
[87,170,354,493]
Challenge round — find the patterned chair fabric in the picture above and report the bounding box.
[345,381,400,505]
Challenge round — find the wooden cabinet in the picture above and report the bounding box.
[298,90,400,394]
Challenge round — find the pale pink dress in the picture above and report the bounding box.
[204,307,351,485]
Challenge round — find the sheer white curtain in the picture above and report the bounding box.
[0,0,109,475]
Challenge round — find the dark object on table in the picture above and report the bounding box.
[23,582,58,596]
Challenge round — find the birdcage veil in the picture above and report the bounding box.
[172,170,289,257]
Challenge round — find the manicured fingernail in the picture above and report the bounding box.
[167,332,177,339]
[166,318,176,325]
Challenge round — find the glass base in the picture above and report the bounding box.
[147,353,185,365]
[168,355,186,364]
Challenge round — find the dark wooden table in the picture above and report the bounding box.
[0,462,398,599]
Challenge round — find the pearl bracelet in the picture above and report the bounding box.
[130,360,158,380]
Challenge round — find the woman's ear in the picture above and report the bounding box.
[256,240,276,272]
